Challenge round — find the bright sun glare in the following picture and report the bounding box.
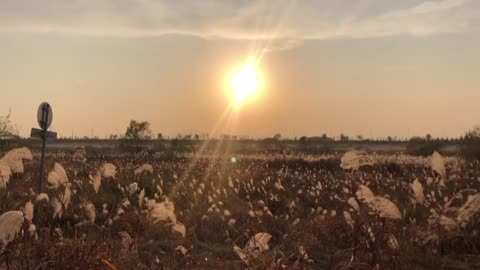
[229,60,262,106]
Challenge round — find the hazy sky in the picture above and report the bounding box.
[1,0,479,139]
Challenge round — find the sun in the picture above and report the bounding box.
[228,60,263,106]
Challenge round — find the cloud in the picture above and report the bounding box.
[0,0,478,49]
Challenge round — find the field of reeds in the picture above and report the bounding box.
[0,146,479,269]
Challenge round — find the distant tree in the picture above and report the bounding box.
[299,136,308,143]
[273,133,282,140]
[194,134,200,141]
[125,120,152,140]
[122,120,152,152]
[460,126,480,160]
[356,135,364,141]
[0,109,18,140]
[157,133,163,140]
[109,134,119,140]
[387,136,393,142]
[340,134,349,142]
[426,133,432,141]
[183,134,192,140]
[406,136,442,156]
[0,110,19,150]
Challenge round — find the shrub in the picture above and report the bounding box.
[460,127,480,160]
[406,137,443,156]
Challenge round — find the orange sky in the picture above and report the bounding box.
[1,1,479,139]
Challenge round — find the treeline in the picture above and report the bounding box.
[1,114,480,160]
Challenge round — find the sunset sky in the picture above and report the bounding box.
[1,0,479,139]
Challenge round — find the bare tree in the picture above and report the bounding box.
[122,120,153,152]
[0,109,18,140]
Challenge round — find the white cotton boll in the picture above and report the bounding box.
[228,177,234,188]
[128,182,138,195]
[347,197,360,212]
[0,162,11,189]
[356,185,374,203]
[84,203,96,224]
[0,147,32,174]
[411,178,425,204]
[47,163,69,189]
[431,152,446,179]
[223,209,231,217]
[101,163,116,179]
[248,210,255,218]
[24,201,34,222]
[0,211,24,246]
[36,193,49,202]
[172,222,186,238]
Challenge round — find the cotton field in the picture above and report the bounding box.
[0,147,479,269]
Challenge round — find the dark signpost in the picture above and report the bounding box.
[31,102,57,225]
